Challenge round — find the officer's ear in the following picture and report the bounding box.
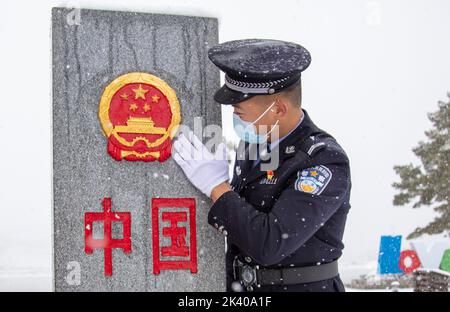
[270,98,288,118]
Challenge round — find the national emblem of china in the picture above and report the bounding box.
[98,72,181,162]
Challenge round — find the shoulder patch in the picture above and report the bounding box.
[294,165,332,195]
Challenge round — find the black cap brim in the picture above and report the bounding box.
[213,84,256,105]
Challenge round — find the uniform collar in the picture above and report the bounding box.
[237,109,320,188]
[269,109,305,151]
[265,108,318,164]
[250,110,305,169]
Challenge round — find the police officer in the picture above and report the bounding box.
[172,39,352,292]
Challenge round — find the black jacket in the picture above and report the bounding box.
[208,109,352,292]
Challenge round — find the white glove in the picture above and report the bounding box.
[172,130,229,197]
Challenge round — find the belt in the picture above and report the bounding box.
[233,258,339,291]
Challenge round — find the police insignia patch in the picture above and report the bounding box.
[294,165,332,195]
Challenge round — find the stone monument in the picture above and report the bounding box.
[52,7,224,291]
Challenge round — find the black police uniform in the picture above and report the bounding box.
[206,39,352,292]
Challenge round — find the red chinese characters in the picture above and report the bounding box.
[84,198,132,276]
[152,198,197,275]
[84,197,198,277]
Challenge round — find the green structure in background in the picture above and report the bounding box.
[439,249,450,272]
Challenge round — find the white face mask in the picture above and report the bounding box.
[232,101,279,143]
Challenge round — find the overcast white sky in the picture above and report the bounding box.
[1,0,449,287]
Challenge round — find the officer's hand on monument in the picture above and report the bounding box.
[172,130,229,198]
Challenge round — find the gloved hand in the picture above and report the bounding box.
[172,130,229,198]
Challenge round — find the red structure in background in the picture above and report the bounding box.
[85,197,132,276]
[399,250,422,273]
[152,198,197,275]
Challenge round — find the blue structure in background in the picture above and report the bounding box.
[378,235,403,274]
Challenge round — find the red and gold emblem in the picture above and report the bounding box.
[99,72,181,162]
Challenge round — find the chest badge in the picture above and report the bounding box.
[260,170,277,185]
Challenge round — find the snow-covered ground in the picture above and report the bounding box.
[0,271,413,292]
[346,287,413,292]
[340,261,379,283]
[0,265,413,292]
[0,268,52,292]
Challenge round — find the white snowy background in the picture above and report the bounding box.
[1,0,449,291]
